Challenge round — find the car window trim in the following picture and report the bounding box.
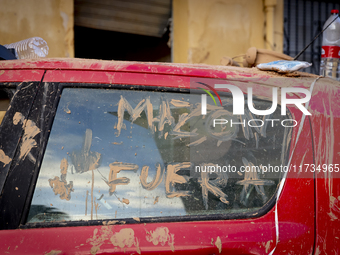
[0,82,40,197]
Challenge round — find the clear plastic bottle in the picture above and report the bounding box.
[320,10,340,81]
[4,37,49,59]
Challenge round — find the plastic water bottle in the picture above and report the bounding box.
[4,37,49,59]
[320,10,340,81]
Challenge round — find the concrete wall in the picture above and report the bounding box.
[0,0,283,63]
[173,0,283,64]
[0,0,74,58]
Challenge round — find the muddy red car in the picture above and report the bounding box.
[0,59,339,254]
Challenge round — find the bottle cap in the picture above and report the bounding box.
[331,9,339,14]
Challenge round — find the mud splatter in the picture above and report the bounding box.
[116,96,154,137]
[265,240,272,253]
[71,129,101,173]
[102,220,118,225]
[112,141,123,145]
[91,170,94,220]
[140,163,164,190]
[215,236,222,253]
[133,217,140,222]
[94,197,99,219]
[85,190,89,216]
[0,149,11,167]
[165,162,191,198]
[12,112,25,125]
[49,158,74,200]
[146,227,175,252]
[122,198,130,205]
[110,228,141,254]
[236,157,274,205]
[154,196,159,204]
[45,250,62,255]
[187,136,207,147]
[87,226,113,255]
[156,99,175,137]
[315,246,321,255]
[108,162,138,194]
[204,109,238,142]
[170,99,190,108]
[328,195,340,220]
[171,106,201,139]
[199,169,228,209]
[64,103,71,114]
[13,112,40,163]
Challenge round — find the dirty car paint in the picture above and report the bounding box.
[0,59,339,254]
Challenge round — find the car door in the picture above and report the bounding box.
[0,66,315,254]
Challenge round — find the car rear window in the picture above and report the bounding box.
[27,86,292,224]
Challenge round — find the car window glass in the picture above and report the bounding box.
[27,87,292,223]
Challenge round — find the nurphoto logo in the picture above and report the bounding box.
[199,83,312,116]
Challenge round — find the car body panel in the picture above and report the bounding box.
[309,81,340,254]
[0,69,44,83]
[0,58,339,254]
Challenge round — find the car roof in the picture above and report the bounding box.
[0,57,317,77]
[1,58,337,89]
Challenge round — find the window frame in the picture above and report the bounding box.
[0,81,56,230]
[0,81,40,213]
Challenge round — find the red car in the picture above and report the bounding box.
[0,58,339,254]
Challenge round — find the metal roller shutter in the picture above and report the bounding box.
[75,0,171,37]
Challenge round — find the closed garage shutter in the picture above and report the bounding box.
[74,0,171,37]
